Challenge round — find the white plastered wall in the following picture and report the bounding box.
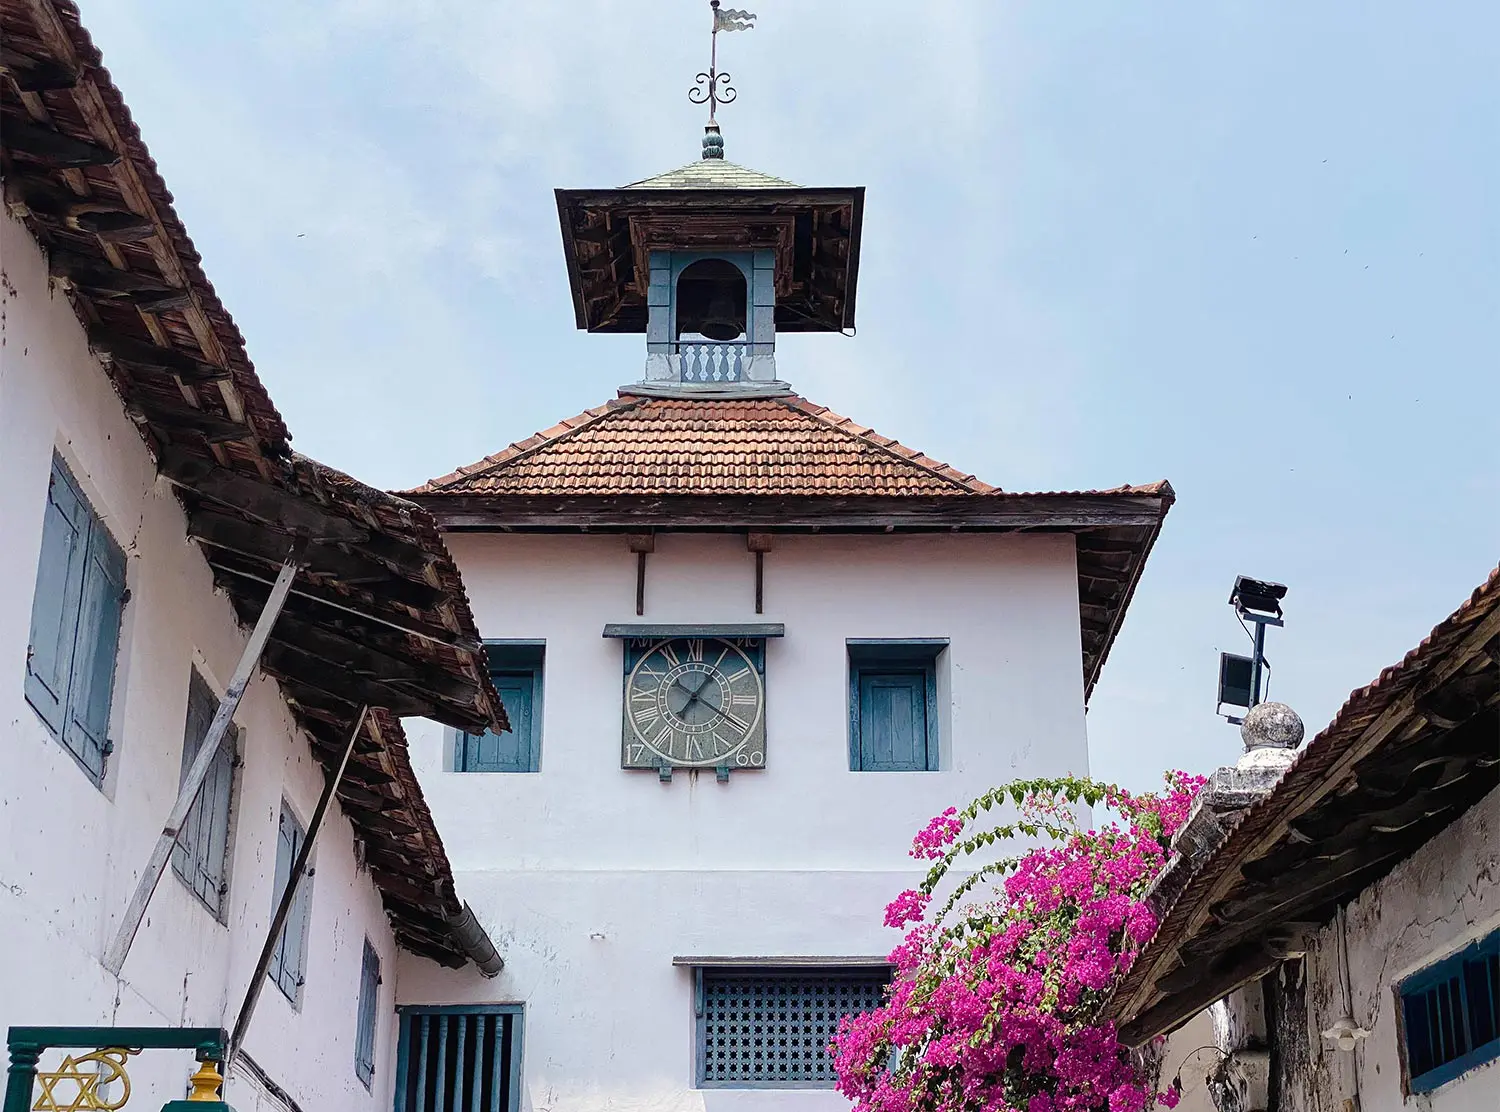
[400,528,1092,1110]
[0,211,405,1112]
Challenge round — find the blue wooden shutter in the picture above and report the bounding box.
[269,804,311,1000]
[201,726,236,912]
[355,941,381,1086]
[172,676,214,895]
[62,514,127,778]
[461,670,536,772]
[859,672,928,771]
[268,807,295,989]
[279,818,313,999]
[25,459,89,736]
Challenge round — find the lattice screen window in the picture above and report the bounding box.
[698,967,890,1087]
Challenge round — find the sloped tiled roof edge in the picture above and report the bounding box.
[1104,565,1500,1044]
[2,0,502,969]
[409,395,1174,698]
[411,393,995,495]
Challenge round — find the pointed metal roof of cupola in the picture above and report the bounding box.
[622,159,800,191]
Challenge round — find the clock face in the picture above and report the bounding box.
[622,637,766,769]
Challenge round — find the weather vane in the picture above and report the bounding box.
[690,0,755,157]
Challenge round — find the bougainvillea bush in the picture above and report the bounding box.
[832,772,1206,1112]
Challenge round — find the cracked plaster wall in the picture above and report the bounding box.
[1281,784,1499,1112]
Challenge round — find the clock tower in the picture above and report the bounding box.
[401,4,1175,1098]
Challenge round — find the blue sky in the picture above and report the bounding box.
[80,1,1498,791]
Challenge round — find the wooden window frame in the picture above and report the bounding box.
[1398,928,1500,1094]
[455,642,545,773]
[847,639,947,772]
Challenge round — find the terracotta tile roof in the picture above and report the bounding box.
[622,159,801,190]
[414,394,995,496]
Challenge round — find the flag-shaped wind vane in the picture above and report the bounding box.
[690,0,757,143]
[715,7,757,32]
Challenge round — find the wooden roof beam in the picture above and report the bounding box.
[4,117,116,166]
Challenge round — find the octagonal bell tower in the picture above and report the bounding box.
[553,7,864,396]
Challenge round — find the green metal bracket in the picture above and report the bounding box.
[5,1028,227,1112]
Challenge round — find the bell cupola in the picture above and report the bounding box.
[553,3,864,395]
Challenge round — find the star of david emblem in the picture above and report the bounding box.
[33,1049,136,1112]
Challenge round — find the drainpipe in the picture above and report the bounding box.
[446,902,504,977]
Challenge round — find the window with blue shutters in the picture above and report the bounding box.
[1400,929,1500,1093]
[25,454,127,783]
[268,801,313,1004]
[171,669,238,920]
[456,642,544,773]
[848,640,945,772]
[696,967,890,1086]
[394,1006,523,1112]
[355,939,382,1088]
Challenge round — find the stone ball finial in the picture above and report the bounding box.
[1240,701,1304,752]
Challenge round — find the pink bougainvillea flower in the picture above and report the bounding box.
[833,772,1205,1112]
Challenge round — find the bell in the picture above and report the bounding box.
[698,288,744,342]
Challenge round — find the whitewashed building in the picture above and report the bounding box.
[1,5,506,1112]
[400,124,1176,1109]
[1108,569,1499,1112]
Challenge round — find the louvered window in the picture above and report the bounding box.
[1401,929,1500,1093]
[25,453,127,783]
[697,967,889,1087]
[395,1007,522,1112]
[171,669,238,919]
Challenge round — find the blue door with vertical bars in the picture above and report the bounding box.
[395,1007,522,1112]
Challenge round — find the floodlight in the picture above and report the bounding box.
[1230,576,1287,621]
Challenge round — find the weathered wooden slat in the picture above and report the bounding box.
[187,509,444,609]
[5,118,116,166]
[68,209,155,242]
[414,493,1168,531]
[262,641,442,720]
[216,562,478,654]
[368,868,448,913]
[47,248,174,295]
[0,44,76,90]
[269,617,480,703]
[89,327,230,382]
[127,288,195,313]
[159,448,369,542]
[126,400,248,443]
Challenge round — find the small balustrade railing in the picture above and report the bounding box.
[673,341,770,383]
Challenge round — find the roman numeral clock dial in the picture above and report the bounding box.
[622,637,766,771]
